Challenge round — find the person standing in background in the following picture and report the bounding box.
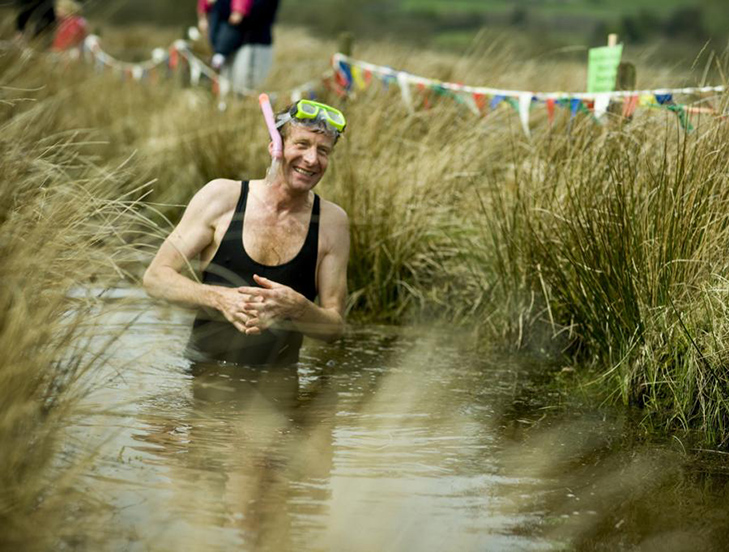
[51,0,88,53]
[197,0,253,69]
[225,0,280,93]
[15,0,56,43]
[197,0,280,94]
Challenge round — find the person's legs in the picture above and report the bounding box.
[249,45,273,90]
[214,22,244,59]
[227,44,273,94]
[207,11,217,46]
[219,59,235,97]
[208,10,226,68]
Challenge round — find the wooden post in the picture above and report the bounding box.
[338,32,354,56]
[607,34,637,91]
[615,61,637,122]
[176,51,191,89]
[603,34,638,121]
[172,27,192,89]
[616,62,636,91]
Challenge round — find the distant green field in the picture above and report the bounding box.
[337,0,725,52]
[401,0,698,17]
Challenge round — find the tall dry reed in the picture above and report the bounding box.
[0,44,154,549]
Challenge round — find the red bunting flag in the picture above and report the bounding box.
[169,47,179,69]
[334,71,348,89]
[473,93,487,115]
[546,99,556,125]
[417,83,430,110]
[623,95,639,118]
[323,76,348,98]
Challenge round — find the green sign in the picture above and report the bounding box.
[587,44,623,93]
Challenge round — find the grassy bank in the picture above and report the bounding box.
[1,23,729,548]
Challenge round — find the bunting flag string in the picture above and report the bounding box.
[332,52,727,135]
[82,35,172,80]
[3,36,725,131]
[73,35,333,104]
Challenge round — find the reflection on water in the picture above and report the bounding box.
[67,295,729,551]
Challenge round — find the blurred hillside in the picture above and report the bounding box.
[78,0,729,51]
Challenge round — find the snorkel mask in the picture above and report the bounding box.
[276,100,347,136]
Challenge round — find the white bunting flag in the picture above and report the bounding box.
[397,72,414,114]
[152,48,166,64]
[190,61,201,86]
[219,76,231,97]
[593,93,611,121]
[187,26,201,42]
[519,93,532,136]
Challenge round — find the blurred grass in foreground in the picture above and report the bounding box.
[1,18,729,547]
[0,41,158,549]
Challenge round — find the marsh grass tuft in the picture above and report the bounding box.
[480,110,729,444]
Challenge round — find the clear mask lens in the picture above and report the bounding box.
[299,103,318,116]
[326,110,345,126]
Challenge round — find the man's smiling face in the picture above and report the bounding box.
[277,124,335,193]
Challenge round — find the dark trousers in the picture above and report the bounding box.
[208,0,245,58]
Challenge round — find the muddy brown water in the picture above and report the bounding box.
[66,290,729,551]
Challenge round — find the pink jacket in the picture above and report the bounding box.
[51,15,88,51]
[197,0,252,15]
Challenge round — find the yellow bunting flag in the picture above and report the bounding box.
[351,65,366,91]
[639,94,657,107]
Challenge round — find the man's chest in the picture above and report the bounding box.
[242,212,309,266]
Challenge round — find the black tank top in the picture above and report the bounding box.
[188,180,319,365]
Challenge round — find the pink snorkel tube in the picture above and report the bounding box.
[259,93,282,185]
[258,93,282,157]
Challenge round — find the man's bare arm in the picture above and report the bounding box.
[143,180,253,333]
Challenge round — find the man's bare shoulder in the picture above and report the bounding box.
[194,178,241,209]
[319,198,349,226]
[186,179,242,224]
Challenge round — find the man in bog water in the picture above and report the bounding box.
[144,100,350,365]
